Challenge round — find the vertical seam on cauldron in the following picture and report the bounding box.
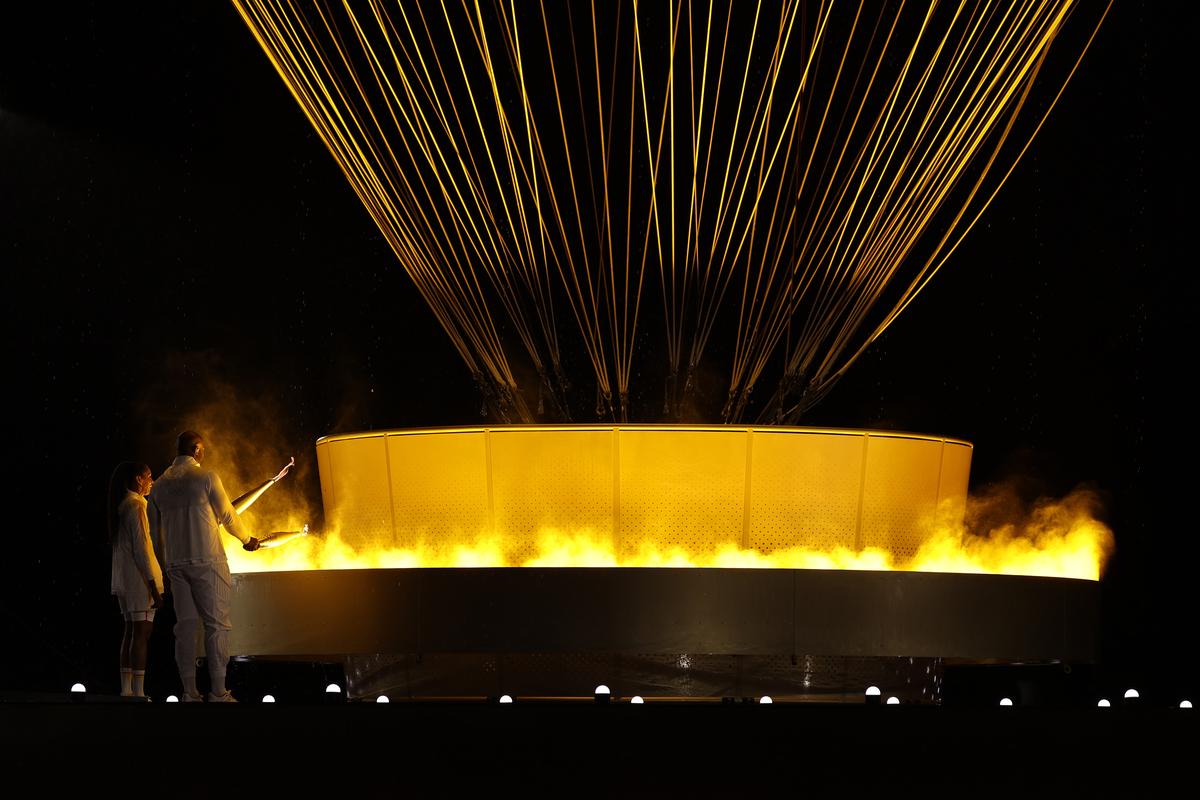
[484,428,495,536]
[741,429,753,550]
[612,427,621,559]
[854,434,870,551]
[382,433,396,546]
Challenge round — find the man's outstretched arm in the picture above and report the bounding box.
[209,472,256,547]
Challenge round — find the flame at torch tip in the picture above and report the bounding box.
[272,457,295,483]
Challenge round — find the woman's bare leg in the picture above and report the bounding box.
[129,620,154,696]
[120,621,133,695]
[120,622,132,669]
[130,621,153,670]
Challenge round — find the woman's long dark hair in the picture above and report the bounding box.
[107,462,149,544]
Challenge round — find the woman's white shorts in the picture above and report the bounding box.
[116,591,156,622]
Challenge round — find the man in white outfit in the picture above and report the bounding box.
[149,430,261,702]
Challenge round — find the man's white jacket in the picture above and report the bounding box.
[148,455,251,568]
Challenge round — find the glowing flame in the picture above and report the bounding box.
[911,488,1114,579]
[187,397,1111,582]
[225,486,1112,580]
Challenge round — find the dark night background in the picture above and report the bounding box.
[0,1,1194,703]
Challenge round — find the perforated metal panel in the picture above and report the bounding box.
[314,426,973,562]
[748,430,864,552]
[859,435,945,559]
[617,428,746,555]
[490,428,614,563]
[316,439,334,527]
[326,435,393,550]
[937,441,974,522]
[387,431,489,551]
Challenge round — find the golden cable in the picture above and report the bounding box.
[234,0,1103,424]
[813,0,1106,401]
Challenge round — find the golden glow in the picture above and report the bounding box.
[220,426,1112,581]
[912,492,1113,580]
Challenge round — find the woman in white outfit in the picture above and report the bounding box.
[108,461,164,699]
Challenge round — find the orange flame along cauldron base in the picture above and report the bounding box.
[222,425,1111,581]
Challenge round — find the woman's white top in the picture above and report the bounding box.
[111,491,164,595]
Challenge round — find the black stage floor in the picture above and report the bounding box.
[1,698,1193,794]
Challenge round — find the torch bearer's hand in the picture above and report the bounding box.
[243,537,262,552]
[149,584,162,609]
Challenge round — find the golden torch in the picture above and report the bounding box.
[231,457,295,514]
[228,458,308,551]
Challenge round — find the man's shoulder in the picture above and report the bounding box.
[190,466,225,492]
[153,463,217,491]
[163,461,210,475]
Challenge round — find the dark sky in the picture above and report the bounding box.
[1,2,1194,696]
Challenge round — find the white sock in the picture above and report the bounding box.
[211,673,227,696]
[132,671,146,697]
[182,674,198,697]
[120,668,133,696]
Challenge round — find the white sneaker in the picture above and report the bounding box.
[182,691,205,703]
[207,690,238,703]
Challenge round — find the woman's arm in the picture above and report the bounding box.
[129,502,164,595]
[147,493,165,572]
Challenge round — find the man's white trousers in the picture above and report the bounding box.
[168,561,233,684]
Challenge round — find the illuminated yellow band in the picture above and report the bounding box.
[315,425,971,561]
